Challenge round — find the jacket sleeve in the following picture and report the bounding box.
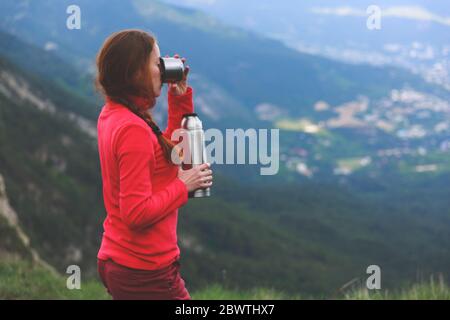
[163,86,194,141]
[115,124,188,230]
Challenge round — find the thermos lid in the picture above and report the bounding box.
[181,113,202,130]
[182,113,198,118]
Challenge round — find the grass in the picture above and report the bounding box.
[345,277,450,300]
[192,284,302,300]
[0,259,110,300]
[0,259,449,300]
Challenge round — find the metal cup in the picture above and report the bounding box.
[159,57,185,83]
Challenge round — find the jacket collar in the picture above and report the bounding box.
[105,95,151,111]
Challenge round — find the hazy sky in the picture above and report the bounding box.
[161,0,450,27]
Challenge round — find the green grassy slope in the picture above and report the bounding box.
[1,259,448,300]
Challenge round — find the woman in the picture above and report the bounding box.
[95,29,213,300]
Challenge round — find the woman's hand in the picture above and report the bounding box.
[167,53,190,96]
[178,163,213,192]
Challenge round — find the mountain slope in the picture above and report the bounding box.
[2,54,450,295]
[0,55,104,275]
[0,172,31,260]
[1,0,445,121]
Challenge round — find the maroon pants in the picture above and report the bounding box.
[97,258,191,300]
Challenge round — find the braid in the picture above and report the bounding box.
[113,97,183,164]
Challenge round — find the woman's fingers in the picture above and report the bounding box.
[197,163,210,171]
[181,163,212,189]
[199,169,213,176]
[184,66,190,79]
[200,179,213,186]
[196,164,212,187]
[198,170,212,189]
[166,54,186,62]
[200,173,213,181]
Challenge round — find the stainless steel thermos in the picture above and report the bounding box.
[181,113,211,198]
[159,57,185,83]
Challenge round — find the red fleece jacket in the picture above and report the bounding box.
[97,87,193,270]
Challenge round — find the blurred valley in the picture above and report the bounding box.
[0,0,449,297]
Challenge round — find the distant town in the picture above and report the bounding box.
[268,88,450,178]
